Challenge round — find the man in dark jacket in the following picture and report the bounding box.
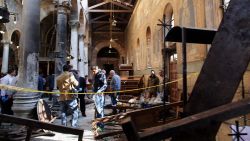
[78,76,86,117]
[92,66,107,130]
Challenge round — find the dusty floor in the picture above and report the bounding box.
[0,96,120,141]
[33,103,96,141]
[32,95,122,141]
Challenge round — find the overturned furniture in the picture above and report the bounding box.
[94,101,183,139]
[0,114,84,141]
[121,0,250,141]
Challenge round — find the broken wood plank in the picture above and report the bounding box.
[121,117,140,141]
[94,101,182,124]
[0,114,84,141]
[138,98,250,141]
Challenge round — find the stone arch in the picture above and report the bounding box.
[92,40,126,66]
[40,13,57,57]
[163,3,174,24]
[146,26,151,68]
[10,30,21,65]
[40,0,56,22]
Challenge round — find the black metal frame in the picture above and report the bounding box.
[165,26,216,106]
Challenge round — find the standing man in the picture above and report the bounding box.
[56,64,79,127]
[147,70,160,98]
[0,67,17,115]
[78,75,87,117]
[109,70,121,114]
[92,66,107,130]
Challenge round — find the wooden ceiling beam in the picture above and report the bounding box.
[93,31,124,34]
[92,23,107,31]
[87,9,133,13]
[91,21,128,24]
[88,1,110,10]
[110,1,133,10]
[90,14,109,22]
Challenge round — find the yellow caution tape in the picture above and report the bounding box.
[0,73,199,95]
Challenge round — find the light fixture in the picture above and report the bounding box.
[67,54,74,60]
[10,41,13,44]
[16,45,19,49]
[0,0,10,23]
[0,30,5,34]
[112,19,117,26]
[109,43,112,48]
[13,15,16,24]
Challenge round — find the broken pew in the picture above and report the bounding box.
[0,114,84,141]
[121,98,250,141]
[94,101,182,139]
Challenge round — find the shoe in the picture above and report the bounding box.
[82,113,86,117]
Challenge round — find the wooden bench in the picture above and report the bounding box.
[0,114,84,141]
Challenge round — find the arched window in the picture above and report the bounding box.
[146,27,151,68]
[136,38,140,70]
[163,3,174,37]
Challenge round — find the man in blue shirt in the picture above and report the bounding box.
[109,70,121,109]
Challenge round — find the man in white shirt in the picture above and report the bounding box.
[0,67,17,115]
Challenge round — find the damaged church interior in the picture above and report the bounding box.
[0,0,250,140]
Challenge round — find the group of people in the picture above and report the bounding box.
[0,64,161,132]
[0,67,17,115]
[56,64,121,129]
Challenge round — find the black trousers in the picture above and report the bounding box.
[78,94,86,115]
[0,96,14,115]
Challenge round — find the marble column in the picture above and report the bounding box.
[78,34,88,77]
[83,42,89,76]
[12,0,41,117]
[54,0,69,90]
[1,41,10,74]
[70,21,79,70]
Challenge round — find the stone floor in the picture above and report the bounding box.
[0,95,127,141]
[32,96,116,141]
[32,103,96,141]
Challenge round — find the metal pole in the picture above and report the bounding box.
[182,27,187,106]
[241,77,247,125]
[163,14,167,123]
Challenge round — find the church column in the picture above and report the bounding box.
[83,42,89,76]
[1,41,10,74]
[70,21,79,70]
[12,0,40,117]
[54,0,69,89]
[78,34,85,77]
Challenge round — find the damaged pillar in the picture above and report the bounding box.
[12,0,41,117]
[78,34,88,77]
[1,41,10,74]
[54,0,69,87]
[69,21,79,70]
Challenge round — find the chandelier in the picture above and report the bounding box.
[0,0,9,23]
